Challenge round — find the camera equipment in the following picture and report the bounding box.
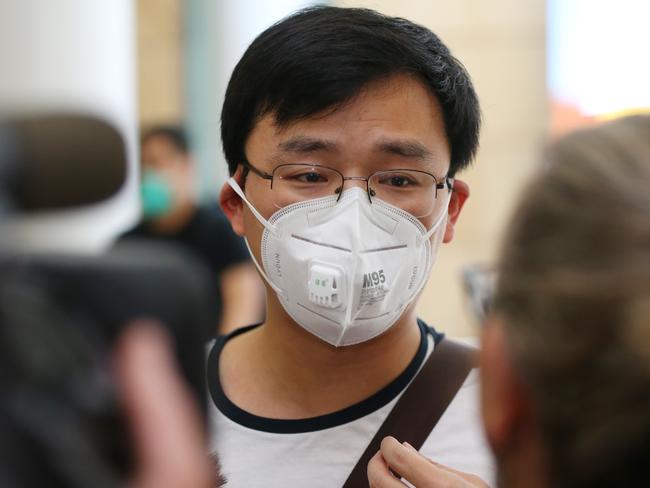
[0,114,127,212]
[0,114,210,487]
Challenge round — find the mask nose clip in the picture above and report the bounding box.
[335,176,373,204]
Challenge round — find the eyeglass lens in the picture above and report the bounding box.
[270,164,448,218]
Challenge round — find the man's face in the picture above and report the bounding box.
[224,74,467,268]
[140,135,193,209]
[141,135,188,171]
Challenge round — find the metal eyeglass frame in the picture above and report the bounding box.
[240,158,453,204]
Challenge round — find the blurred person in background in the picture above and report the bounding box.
[118,125,264,338]
[368,116,650,487]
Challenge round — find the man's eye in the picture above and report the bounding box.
[295,172,327,183]
[390,176,409,187]
[381,175,415,187]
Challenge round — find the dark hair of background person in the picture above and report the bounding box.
[141,125,189,154]
[495,115,650,488]
[221,5,481,178]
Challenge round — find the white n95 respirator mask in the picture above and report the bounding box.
[228,178,449,347]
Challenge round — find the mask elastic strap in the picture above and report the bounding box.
[419,192,453,244]
[227,177,277,235]
[227,177,286,299]
[242,237,286,298]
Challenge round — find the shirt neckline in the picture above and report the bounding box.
[207,319,442,434]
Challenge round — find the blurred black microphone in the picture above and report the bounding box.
[0,114,127,211]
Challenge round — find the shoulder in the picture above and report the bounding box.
[191,205,233,233]
[192,205,250,261]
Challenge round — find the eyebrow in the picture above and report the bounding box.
[277,135,433,161]
[376,138,432,160]
[278,136,338,154]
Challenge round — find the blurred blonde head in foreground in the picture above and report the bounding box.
[483,115,650,488]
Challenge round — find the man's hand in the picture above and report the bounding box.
[367,436,489,488]
[115,321,218,488]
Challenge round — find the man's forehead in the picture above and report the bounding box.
[277,134,433,160]
[244,74,450,165]
[143,135,182,153]
[269,74,440,126]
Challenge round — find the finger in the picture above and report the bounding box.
[115,320,213,488]
[402,443,443,468]
[367,451,408,488]
[426,463,489,487]
[380,436,453,487]
[402,444,488,487]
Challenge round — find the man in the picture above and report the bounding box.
[212,6,493,486]
[119,126,264,337]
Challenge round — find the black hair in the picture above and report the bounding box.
[141,125,189,154]
[221,6,481,177]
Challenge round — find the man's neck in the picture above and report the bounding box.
[219,299,422,419]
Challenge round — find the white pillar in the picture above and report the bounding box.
[185,0,314,200]
[0,0,137,253]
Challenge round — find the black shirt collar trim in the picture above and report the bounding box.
[207,319,443,434]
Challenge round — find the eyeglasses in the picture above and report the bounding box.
[241,159,453,218]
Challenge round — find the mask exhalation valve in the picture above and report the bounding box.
[308,263,343,309]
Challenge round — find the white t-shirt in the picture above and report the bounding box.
[207,321,495,487]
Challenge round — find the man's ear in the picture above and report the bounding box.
[480,316,531,457]
[442,179,469,243]
[219,166,246,236]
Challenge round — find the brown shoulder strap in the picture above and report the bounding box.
[342,338,478,488]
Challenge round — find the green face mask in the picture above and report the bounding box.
[140,169,174,219]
